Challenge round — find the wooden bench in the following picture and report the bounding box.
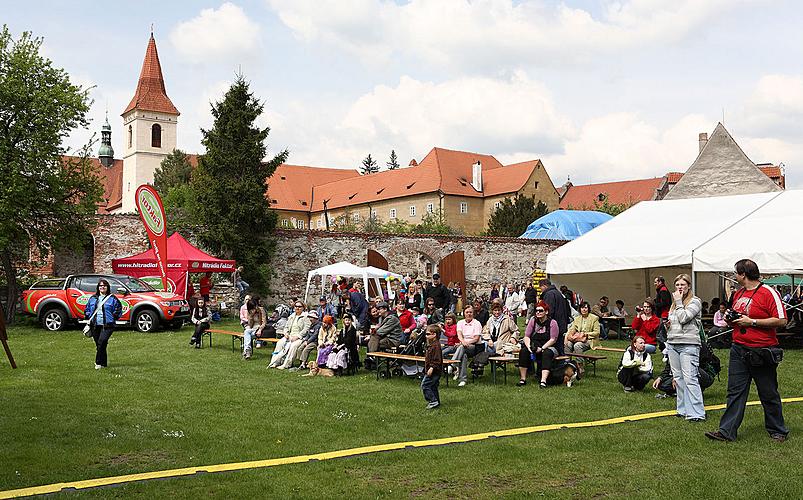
[593,346,626,353]
[366,351,459,385]
[556,352,606,376]
[206,329,279,353]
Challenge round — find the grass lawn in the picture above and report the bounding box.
[1,318,802,499]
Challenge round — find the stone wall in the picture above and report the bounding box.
[25,216,565,308]
[267,229,564,306]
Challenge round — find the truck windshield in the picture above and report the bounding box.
[119,277,155,292]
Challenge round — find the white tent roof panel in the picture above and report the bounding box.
[546,192,779,274]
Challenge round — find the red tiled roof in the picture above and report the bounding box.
[306,147,541,211]
[666,172,684,183]
[559,177,664,209]
[269,164,361,212]
[667,166,781,185]
[63,156,124,214]
[123,34,179,116]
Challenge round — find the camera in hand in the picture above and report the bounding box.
[724,309,742,322]
[635,306,642,312]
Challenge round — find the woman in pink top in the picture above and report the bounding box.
[451,305,484,387]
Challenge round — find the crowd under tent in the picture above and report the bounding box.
[545,191,802,309]
[304,262,403,304]
[520,210,612,241]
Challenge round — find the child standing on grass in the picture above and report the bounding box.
[422,324,443,409]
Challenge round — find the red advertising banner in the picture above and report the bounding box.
[135,185,168,291]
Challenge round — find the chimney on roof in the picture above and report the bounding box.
[409,159,418,166]
[698,132,708,153]
[471,161,483,192]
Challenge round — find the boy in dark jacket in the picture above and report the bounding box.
[422,324,443,409]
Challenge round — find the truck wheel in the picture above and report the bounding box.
[134,309,159,333]
[41,307,68,332]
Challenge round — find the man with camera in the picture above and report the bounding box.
[706,259,788,443]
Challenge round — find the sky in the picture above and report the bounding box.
[5,0,803,187]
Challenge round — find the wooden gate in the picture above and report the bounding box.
[366,249,388,298]
[438,251,466,310]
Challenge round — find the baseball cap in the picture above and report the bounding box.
[376,301,389,309]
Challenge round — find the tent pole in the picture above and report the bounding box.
[691,250,696,293]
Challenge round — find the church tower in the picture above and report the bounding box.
[120,33,179,212]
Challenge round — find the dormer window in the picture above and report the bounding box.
[151,124,161,148]
[597,193,607,202]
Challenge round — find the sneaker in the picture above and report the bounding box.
[517,379,527,387]
[453,373,458,381]
[675,413,685,418]
[426,401,440,410]
[277,365,287,370]
[539,381,547,389]
[447,365,454,375]
[687,417,706,423]
[94,364,102,370]
[189,340,195,346]
[624,386,633,392]
[655,393,670,399]
[705,431,732,442]
[770,433,787,443]
[195,344,201,349]
[458,381,466,387]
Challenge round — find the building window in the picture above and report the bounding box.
[281,219,289,227]
[460,202,468,214]
[426,202,434,213]
[128,125,132,148]
[317,218,323,228]
[370,209,377,219]
[534,181,539,189]
[151,124,161,148]
[296,219,305,229]
[409,206,416,217]
[352,213,361,222]
[389,208,397,219]
[494,201,501,210]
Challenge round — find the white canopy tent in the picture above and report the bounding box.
[304,262,403,304]
[693,190,803,274]
[545,191,801,308]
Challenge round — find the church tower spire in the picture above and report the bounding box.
[98,111,114,167]
[119,32,179,213]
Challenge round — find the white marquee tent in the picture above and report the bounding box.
[304,262,403,303]
[546,191,803,307]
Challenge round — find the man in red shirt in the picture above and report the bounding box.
[200,272,212,301]
[706,259,788,443]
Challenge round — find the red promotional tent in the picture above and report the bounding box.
[111,233,236,298]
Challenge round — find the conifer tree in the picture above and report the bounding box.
[360,154,379,175]
[486,194,548,237]
[387,150,400,170]
[192,75,288,292]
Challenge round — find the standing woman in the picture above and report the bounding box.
[666,274,705,421]
[85,279,122,369]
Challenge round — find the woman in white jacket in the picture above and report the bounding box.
[618,335,653,391]
[666,274,705,422]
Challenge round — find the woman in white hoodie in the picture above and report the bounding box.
[618,335,653,391]
[666,274,705,422]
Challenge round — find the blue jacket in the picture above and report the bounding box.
[316,303,337,320]
[349,291,369,324]
[84,294,123,326]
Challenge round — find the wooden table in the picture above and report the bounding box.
[489,355,518,385]
[366,351,459,386]
[206,329,278,353]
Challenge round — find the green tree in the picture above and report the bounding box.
[386,150,400,170]
[360,154,379,175]
[329,210,359,232]
[0,26,103,322]
[381,218,413,234]
[591,196,634,216]
[153,148,192,193]
[360,212,383,233]
[191,75,288,293]
[486,194,549,237]
[412,209,456,235]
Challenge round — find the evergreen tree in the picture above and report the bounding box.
[387,150,400,170]
[360,154,379,175]
[0,26,103,322]
[153,149,192,193]
[191,75,288,292]
[486,194,549,237]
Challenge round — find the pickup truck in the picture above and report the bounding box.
[21,274,190,333]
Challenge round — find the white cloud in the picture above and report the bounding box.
[267,0,739,67]
[742,74,803,140]
[279,72,574,169]
[171,3,261,64]
[543,113,711,184]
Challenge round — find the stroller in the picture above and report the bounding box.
[391,326,429,378]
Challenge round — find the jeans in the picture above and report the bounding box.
[645,344,657,354]
[421,373,441,404]
[236,280,250,300]
[92,325,114,367]
[666,343,705,420]
[453,343,482,383]
[718,343,788,440]
[242,327,257,354]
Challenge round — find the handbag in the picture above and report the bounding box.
[83,295,111,337]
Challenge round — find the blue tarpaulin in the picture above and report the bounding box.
[520,210,612,241]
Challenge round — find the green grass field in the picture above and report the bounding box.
[1,318,801,499]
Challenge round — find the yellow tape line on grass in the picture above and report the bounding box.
[3,397,802,499]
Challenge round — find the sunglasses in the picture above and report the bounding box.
[535,308,546,313]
